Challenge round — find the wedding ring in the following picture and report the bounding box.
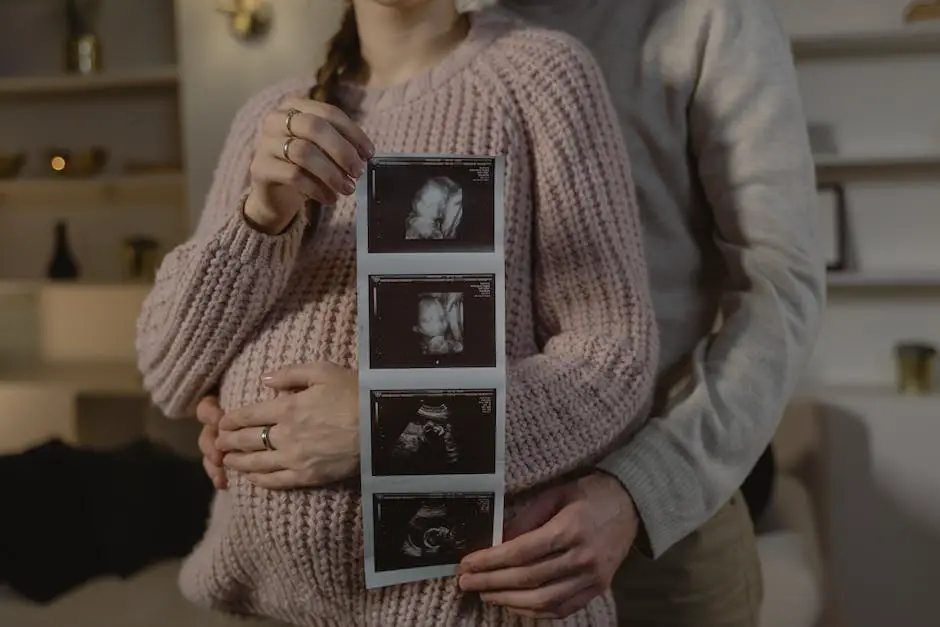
[260,425,275,451]
[285,108,301,137]
[282,137,297,166]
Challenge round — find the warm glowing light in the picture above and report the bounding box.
[50,156,66,172]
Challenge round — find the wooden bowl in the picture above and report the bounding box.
[0,152,26,178]
[47,147,108,177]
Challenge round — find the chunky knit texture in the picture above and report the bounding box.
[136,9,657,627]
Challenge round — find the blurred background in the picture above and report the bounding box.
[0,1,938,626]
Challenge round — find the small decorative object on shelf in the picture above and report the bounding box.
[121,236,161,282]
[904,0,940,23]
[65,0,102,75]
[894,342,937,395]
[817,183,848,272]
[46,220,81,281]
[46,147,108,177]
[0,152,26,179]
[807,122,839,156]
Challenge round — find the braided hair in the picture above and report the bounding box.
[304,7,363,218]
[309,7,363,108]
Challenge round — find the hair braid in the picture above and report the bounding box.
[309,7,362,108]
[304,7,362,219]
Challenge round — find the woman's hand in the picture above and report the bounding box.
[215,362,359,489]
[244,97,375,234]
[196,396,228,490]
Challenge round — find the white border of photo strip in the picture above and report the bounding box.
[356,154,507,589]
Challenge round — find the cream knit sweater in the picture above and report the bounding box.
[136,10,657,627]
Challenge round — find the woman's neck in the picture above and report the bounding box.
[352,1,470,89]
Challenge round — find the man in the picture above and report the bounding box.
[455,0,824,625]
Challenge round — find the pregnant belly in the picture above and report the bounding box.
[180,474,366,623]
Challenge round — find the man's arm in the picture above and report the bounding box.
[596,0,825,557]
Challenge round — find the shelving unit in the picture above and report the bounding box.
[798,383,940,407]
[0,65,178,98]
[0,2,181,411]
[0,360,142,396]
[814,152,940,170]
[0,172,185,207]
[791,25,940,58]
[0,279,152,294]
[827,271,940,289]
[789,12,940,404]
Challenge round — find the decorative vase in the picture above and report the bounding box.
[65,0,102,74]
[46,220,81,281]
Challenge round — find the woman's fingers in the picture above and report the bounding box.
[270,133,356,196]
[246,470,303,490]
[265,108,365,182]
[216,425,279,453]
[202,456,227,490]
[279,97,374,159]
[223,451,285,474]
[196,395,224,427]
[198,423,224,465]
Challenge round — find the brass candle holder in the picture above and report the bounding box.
[894,342,937,395]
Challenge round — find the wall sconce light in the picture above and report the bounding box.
[904,0,940,23]
[216,0,272,40]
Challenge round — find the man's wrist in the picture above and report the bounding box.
[591,469,654,558]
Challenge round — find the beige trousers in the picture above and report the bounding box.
[612,492,763,627]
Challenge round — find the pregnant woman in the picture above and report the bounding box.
[136,1,658,625]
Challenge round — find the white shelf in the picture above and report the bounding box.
[791,26,940,58]
[0,66,178,98]
[0,361,143,395]
[828,271,940,289]
[799,384,940,408]
[0,280,152,296]
[814,152,940,169]
[0,172,185,207]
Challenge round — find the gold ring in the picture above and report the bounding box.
[285,108,301,137]
[260,425,275,451]
[282,137,297,165]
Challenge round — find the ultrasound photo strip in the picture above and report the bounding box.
[365,155,500,254]
[367,274,497,370]
[355,154,507,589]
[369,389,498,477]
[370,492,496,577]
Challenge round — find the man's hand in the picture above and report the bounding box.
[196,395,228,490]
[215,362,359,490]
[457,472,639,619]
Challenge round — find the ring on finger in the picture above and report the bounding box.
[260,425,276,451]
[285,108,301,137]
[282,137,298,166]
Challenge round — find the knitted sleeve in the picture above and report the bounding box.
[503,32,660,494]
[136,85,309,418]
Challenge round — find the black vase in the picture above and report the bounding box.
[46,220,80,281]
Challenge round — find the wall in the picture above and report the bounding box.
[773,3,940,626]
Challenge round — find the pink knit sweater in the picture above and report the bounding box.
[137,9,657,627]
